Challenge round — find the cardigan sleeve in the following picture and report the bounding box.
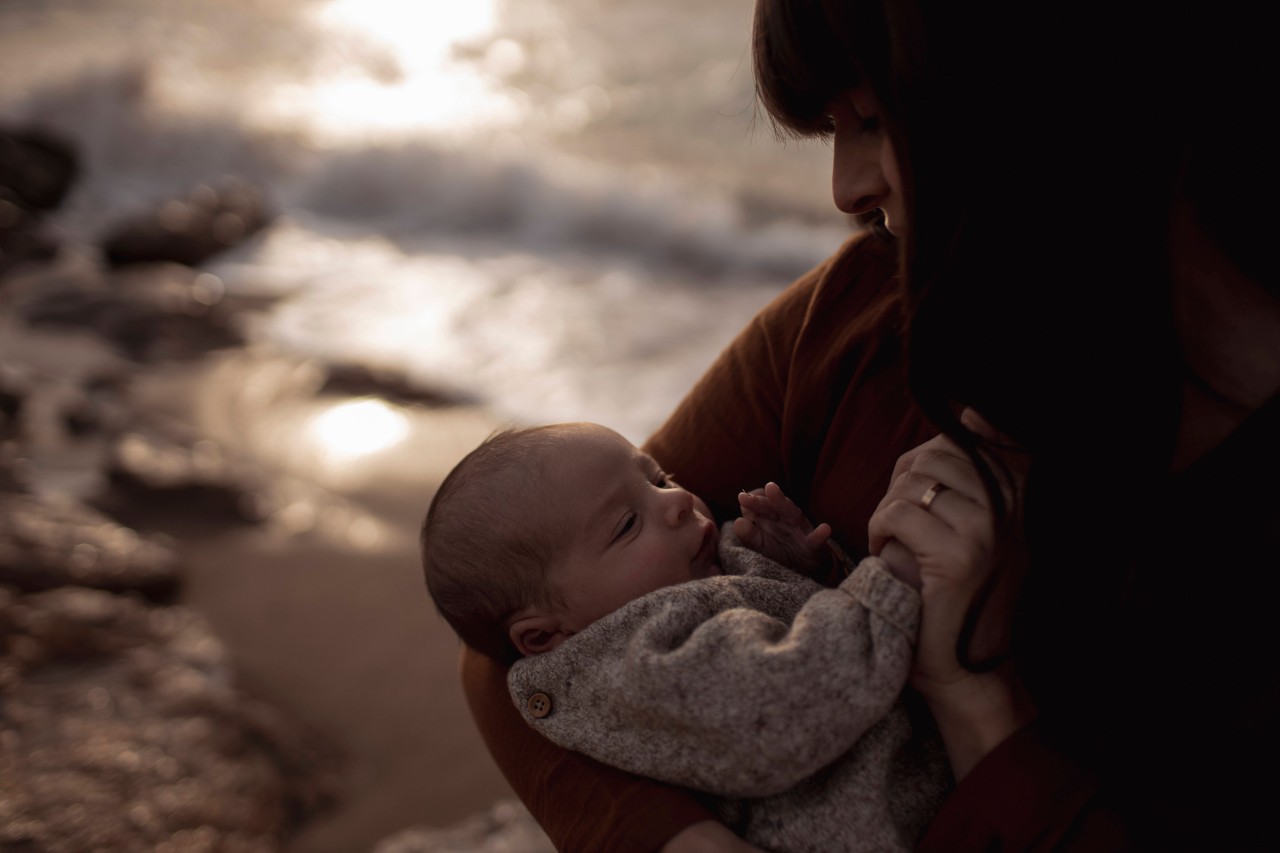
[460,646,715,853]
[918,722,1131,851]
[508,555,919,799]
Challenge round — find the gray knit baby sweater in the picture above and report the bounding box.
[508,526,952,852]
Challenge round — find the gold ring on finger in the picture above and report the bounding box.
[919,482,947,511]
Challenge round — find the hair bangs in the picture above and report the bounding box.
[753,0,864,138]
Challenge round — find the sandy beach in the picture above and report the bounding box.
[1,305,528,850]
[123,355,522,852]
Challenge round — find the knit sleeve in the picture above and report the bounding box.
[509,555,918,799]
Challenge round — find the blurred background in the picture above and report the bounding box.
[1,0,851,850]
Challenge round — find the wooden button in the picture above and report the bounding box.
[526,692,552,719]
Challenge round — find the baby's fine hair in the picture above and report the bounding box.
[421,425,570,663]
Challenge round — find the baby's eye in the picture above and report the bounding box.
[654,473,676,489]
[613,512,637,542]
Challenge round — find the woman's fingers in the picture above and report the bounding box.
[890,438,987,503]
[869,466,984,556]
[869,488,993,584]
[878,538,922,589]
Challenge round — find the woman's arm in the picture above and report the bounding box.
[460,648,716,851]
[867,410,1033,777]
[458,230,912,850]
[869,414,1133,848]
[661,821,769,853]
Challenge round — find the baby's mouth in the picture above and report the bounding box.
[692,516,720,577]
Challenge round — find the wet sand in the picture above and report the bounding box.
[120,354,518,852]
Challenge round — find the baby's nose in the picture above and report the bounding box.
[663,488,694,525]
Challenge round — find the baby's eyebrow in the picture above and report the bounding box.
[584,482,628,546]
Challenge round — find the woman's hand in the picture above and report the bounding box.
[734,481,833,576]
[660,821,768,853]
[868,408,1034,777]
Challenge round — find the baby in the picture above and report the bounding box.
[422,423,950,853]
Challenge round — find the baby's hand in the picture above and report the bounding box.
[734,482,833,576]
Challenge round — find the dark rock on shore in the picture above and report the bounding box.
[0,126,79,212]
[104,426,277,524]
[0,126,77,274]
[0,204,61,275]
[102,178,272,268]
[0,492,179,597]
[321,362,474,408]
[0,364,26,443]
[14,261,248,362]
[62,371,131,438]
[0,585,339,851]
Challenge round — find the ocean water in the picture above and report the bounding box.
[1,0,851,442]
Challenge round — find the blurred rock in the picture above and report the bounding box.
[0,203,60,275]
[373,801,554,853]
[0,367,26,492]
[16,261,247,361]
[0,363,27,443]
[0,126,79,212]
[321,362,472,408]
[63,371,131,438]
[0,586,340,851]
[102,178,272,267]
[0,126,76,275]
[105,426,276,524]
[0,492,178,596]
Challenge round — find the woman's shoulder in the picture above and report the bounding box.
[758,229,901,340]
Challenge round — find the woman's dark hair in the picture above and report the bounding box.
[754,1,1276,831]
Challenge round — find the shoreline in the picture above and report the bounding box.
[131,353,520,852]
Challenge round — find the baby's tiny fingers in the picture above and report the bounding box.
[763,482,804,521]
[740,491,782,521]
[804,522,832,550]
[732,516,761,549]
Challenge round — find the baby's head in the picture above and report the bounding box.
[422,422,720,663]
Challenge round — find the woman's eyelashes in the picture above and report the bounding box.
[823,104,879,137]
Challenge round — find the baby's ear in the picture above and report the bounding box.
[508,613,571,656]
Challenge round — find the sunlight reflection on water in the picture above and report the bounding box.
[250,0,523,142]
[308,398,410,459]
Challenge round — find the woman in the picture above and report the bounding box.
[761,0,1278,847]
[463,0,1279,848]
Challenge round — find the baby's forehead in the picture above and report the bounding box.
[556,426,652,475]
[540,426,652,523]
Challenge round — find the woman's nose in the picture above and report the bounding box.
[832,125,890,216]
